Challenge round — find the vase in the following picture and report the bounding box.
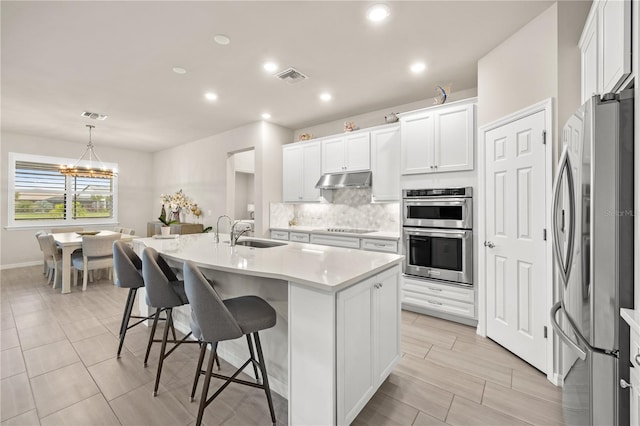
[179,211,186,223]
[171,210,180,222]
[160,226,171,236]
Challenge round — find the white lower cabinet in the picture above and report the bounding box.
[631,365,640,426]
[270,230,289,241]
[310,234,360,249]
[402,276,475,319]
[288,232,310,243]
[337,266,400,425]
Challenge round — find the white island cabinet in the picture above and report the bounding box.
[134,233,402,426]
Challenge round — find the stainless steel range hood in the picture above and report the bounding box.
[315,171,372,190]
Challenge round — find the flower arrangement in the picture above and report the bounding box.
[344,121,357,132]
[160,189,196,222]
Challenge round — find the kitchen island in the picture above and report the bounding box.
[133,233,403,425]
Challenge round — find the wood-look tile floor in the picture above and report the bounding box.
[0,266,564,425]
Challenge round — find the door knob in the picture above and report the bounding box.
[620,379,633,389]
[484,241,495,248]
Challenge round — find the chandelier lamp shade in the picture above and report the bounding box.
[59,125,116,179]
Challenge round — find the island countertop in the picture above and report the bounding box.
[134,233,403,292]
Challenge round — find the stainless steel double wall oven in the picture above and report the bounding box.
[402,188,473,285]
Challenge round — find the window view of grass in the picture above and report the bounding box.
[14,194,113,220]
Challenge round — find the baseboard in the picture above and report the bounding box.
[0,260,42,270]
[171,321,288,399]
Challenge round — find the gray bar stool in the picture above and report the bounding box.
[113,241,161,358]
[183,260,277,426]
[142,247,199,396]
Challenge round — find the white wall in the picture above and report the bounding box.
[154,121,291,238]
[294,88,477,140]
[1,132,154,268]
[477,4,558,129]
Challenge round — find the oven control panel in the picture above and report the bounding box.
[403,187,472,198]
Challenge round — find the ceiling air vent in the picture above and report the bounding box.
[81,111,108,120]
[275,67,308,84]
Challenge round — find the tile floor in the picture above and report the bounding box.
[0,265,564,425]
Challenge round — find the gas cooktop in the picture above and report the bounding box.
[319,228,377,234]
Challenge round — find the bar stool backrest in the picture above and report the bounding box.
[142,247,183,309]
[183,261,243,342]
[113,241,143,289]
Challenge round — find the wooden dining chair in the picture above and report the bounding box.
[72,234,121,291]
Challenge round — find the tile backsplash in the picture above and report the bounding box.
[270,188,399,232]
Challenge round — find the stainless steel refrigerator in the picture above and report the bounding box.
[550,90,634,426]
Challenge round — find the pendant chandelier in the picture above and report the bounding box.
[59,125,116,179]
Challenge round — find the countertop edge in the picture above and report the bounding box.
[621,308,640,333]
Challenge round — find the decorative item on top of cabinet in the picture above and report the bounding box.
[400,98,476,175]
[344,121,357,132]
[321,131,370,174]
[579,0,631,103]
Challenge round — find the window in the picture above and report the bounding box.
[8,153,118,228]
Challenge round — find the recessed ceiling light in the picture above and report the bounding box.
[263,62,278,72]
[172,67,187,74]
[367,4,390,22]
[410,62,426,74]
[213,34,230,45]
[261,113,271,120]
[204,92,218,101]
[320,93,332,102]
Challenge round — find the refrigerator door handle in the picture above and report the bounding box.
[551,145,576,286]
[550,301,587,360]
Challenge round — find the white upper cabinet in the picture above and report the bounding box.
[370,125,400,201]
[400,110,434,175]
[321,131,370,173]
[433,103,475,173]
[282,141,322,203]
[400,99,476,175]
[579,0,631,103]
[580,9,599,102]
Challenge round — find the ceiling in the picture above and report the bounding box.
[1,1,553,153]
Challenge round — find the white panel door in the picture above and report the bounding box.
[370,125,400,201]
[282,145,303,202]
[485,110,548,372]
[373,268,399,383]
[301,141,321,201]
[345,132,370,171]
[322,136,346,173]
[434,103,474,172]
[400,111,434,175]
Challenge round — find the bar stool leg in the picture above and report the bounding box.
[196,342,218,426]
[191,342,207,402]
[246,334,260,382]
[144,308,161,367]
[117,288,137,358]
[153,307,172,396]
[253,332,276,423]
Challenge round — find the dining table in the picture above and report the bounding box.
[52,230,137,294]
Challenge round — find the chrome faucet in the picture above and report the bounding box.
[215,215,232,243]
[230,221,251,247]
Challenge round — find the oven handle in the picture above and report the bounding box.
[404,199,469,206]
[403,228,470,238]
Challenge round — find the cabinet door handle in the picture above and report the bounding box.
[428,287,443,292]
[621,379,633,389]
[427,299,443,306]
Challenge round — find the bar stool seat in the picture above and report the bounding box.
[183,260,277,426]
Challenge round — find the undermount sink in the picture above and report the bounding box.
[234,239,287,248]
